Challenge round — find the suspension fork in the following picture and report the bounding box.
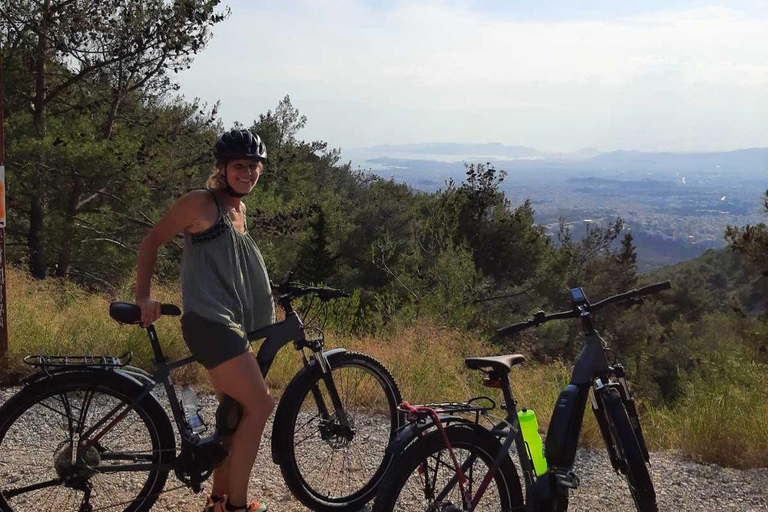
[314,351,353,429]
[295,347,332,421]
[299,346,352,431]
[591,381,621,471]
[609,364,650,461]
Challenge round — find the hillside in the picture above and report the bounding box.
[345,145,768,270]
[646,248,768,317]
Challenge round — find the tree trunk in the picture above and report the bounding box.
[28,0,51,279]
[28,195,46,279]
[56,176,82,278]
[103,88,122,139]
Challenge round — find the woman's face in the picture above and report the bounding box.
[225,159,263,195]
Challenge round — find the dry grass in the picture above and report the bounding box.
[2,267,766,469]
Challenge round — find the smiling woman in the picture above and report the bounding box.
[135,128,275,512]
[207,129,268,198]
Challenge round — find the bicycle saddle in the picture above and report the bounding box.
[109,302,182,324]
[464,354,525,374]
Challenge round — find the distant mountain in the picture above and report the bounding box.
[589,148,768,173]
[360,142,544,160]
[345,144,768,174]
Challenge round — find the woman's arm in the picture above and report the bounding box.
[135,191,208,326]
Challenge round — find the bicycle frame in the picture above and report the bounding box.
[50,304,347,480]
[525,307,647,508]
[393,310,646,510]
[385,283,668,511]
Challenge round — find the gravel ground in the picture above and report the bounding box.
[1,387,766,512]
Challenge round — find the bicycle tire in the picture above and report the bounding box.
[372,423,524,512]
[602,387,657,512]
[0,371,175,512]
[272,351,402,512]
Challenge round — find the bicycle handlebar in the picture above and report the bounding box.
[271,276,350,303]
[495,280,671,338]
[285,284,350,302]
[588,280,671,310]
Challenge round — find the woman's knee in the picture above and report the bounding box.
[208,353,274,418]
[242,389,275,421]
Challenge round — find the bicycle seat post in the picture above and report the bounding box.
[498,374,516,416]
[145,325,168,364]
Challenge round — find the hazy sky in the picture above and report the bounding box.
[176,0,768,153]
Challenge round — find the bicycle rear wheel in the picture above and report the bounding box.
[372,423,524,512]
[273,351,402,512]
[602,387,657,512]
[0,372,174,512]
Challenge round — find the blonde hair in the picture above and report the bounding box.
[206,161,228,190]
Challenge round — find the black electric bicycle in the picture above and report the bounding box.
[373,281,670,512]
[0,281,403,512]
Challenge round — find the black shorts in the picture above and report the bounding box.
[180,312,250,369]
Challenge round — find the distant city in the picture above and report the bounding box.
[343,144,768,271]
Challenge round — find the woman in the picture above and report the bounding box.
[135,129,275,512]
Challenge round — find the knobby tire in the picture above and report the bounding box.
[0,372,174,512]
[602,387,657,512]
[372,423,524,512]
[273,352,402,512]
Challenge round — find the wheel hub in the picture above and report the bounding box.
[319,413,356,448]
[54,443,101,484]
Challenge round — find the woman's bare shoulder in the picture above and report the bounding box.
[172,189,214,211]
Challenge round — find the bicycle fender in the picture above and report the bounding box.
[316,347,348,362]
[21,365,145,387]
[386,415,478,457]
[270,348,349,464]
[8,369,175,458]
[22,367,155,402]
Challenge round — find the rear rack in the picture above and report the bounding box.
[398,395,496,418]
[24,351,133,369]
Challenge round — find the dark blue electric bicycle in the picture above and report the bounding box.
[373,281,670,512]
[0,280,402,512]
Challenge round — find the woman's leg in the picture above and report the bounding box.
[207,351,275,506]
[209,389,231,499]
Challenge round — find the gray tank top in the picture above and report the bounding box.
[180,190,275,332]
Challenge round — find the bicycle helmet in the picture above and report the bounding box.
[213,128,267,162]
[212,129,267,197]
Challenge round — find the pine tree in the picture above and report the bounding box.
[296,208,335,284]
[615,232,638,289]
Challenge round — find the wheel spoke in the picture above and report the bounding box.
[384,428,518,511]
[0,378,170,512]
[2,478,62,499]
[282,355,400,506]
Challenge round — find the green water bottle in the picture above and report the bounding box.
[518,408,547,476]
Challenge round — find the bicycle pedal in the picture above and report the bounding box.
[555,470,580,489]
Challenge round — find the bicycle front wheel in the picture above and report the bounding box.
[0,372,174,512]
[273,351,402,512]
[602,387,657,512]
[372,423,524,512]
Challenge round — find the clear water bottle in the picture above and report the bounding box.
[180,385,205,434]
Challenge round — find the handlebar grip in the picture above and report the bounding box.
[161,304,181,316]
[635,280,671,296]
[496,320,534,338]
